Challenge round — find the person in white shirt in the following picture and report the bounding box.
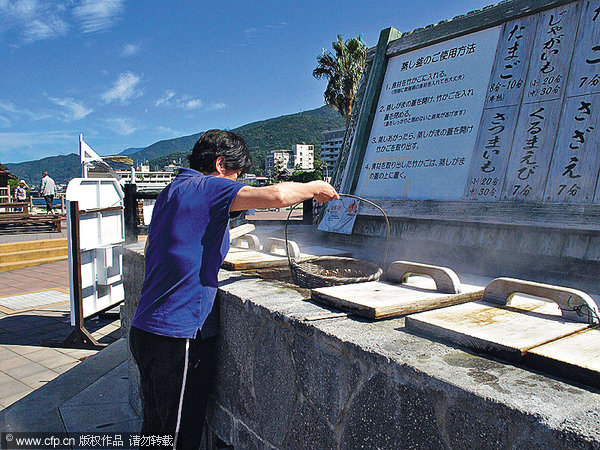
[40,171,56,214]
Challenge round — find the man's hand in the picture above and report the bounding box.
[308,180,339,203]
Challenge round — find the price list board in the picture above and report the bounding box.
[355,28,501,200]
[346,0,600,207]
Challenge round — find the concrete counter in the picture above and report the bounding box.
[123,242,600,449]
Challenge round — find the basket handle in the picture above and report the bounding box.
[284,193,391,268]
[482,277,600,324]
[264,237,300,258]
[386,261,461,294]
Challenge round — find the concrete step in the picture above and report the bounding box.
[1,246,68,263]
[0,238,68,272]
[0,255,68,273]
[0,238,67,254]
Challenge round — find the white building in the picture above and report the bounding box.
[291,144,314,170]
[115,164,175,190]
[265,144,315,177]
[265,150,292,177]
[320,129,345,178]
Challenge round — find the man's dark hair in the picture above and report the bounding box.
[188,129,252,175]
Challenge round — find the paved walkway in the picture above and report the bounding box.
[0,218,67,243]
[0,251,133,434]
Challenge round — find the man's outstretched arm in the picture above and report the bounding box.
[230,180,339,212]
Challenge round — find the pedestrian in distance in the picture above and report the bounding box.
[129,129,339,448]
[15,180,27,202]
[40,171,56,214]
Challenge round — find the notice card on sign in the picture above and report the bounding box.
[318,197,360,234]
[356,26,501,200]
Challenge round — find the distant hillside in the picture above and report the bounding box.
[147,106,345,174]
[6,105,345,184]
[120,146,144,155]
[5,154,80,188]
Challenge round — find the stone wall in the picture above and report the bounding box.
[123,244,600,449]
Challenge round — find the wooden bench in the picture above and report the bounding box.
[0,210,62,232]
[0,202,30,214]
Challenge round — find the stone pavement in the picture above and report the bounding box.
[0,255,139,434]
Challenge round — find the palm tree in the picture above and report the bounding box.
[313,35,367,127]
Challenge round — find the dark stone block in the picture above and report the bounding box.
[252,319,298,446]
[447,408,509,449]
[235,420,274,450]
[283,397,337,449]
[340,372,403,449]
[398,384,445,449]
[206,401,234,445]
[215,301,259,426]
[291,333,361,426]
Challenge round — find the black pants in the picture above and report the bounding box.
[44,195,54,213]
[129,326,217,449]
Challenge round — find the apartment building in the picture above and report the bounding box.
[320,129,345,178]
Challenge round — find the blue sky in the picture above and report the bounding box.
[0,0,494,163]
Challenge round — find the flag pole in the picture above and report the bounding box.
[79,134,88,178]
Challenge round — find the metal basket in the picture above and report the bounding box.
[285,194,390,289]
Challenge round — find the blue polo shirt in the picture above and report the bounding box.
[131,168,245,339]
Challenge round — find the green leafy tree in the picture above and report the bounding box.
[291,169,323,183]
[313,35,367,127]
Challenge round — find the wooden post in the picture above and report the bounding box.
[302,199,313,224]
[124,183,138,244]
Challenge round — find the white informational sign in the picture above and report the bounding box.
[65,178,125,325]
[142,199,155,225]
[355,26,501,200]
[318,197,360,234]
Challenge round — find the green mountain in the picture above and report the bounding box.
[5,154,80,188]
[6,105,345,185]
[133,105,345,174]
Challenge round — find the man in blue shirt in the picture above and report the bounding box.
[130,130,338,448]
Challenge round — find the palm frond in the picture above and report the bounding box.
[313,34,367,124]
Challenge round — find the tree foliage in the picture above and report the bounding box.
[291,169,323,183]
[313,35,367,126]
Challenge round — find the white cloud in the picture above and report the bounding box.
[23,17,69,43]
[0,130,75,162]
[156,126,180,136]
[0,115,11,128]
[106,117,135,135]
[72,0,124,34]
[155,90,175,106]
[48,96,93,121]
[182,98,202,110]
[121,43,140,57]
[207,102,226,111]
[0,100,50,122]
[154,91,223,111]
[0,101,20,114]
[102,72,142,104]
[0,0,69,44]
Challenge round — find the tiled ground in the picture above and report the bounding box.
[0,260,69,298]
[0,258,121,409]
